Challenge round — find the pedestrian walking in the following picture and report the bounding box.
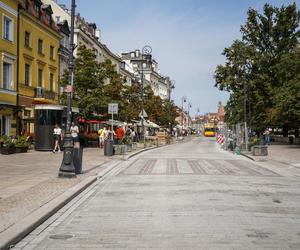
[263,129,271,145]
[98,127,106,148]
[53,124,62,153]
[70,122,80,148]
[131,128,136,142]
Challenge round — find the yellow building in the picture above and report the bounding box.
[18,0,61,134]
[0,0,18,136]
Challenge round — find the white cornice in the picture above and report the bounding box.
[0,1,17,17]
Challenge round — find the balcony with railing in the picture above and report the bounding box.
[34,87,57,102]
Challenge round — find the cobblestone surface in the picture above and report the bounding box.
[15,137,300,249]
[0,148,110,235]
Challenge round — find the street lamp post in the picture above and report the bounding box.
[140,45,152,142]
[244,78,248,151]
[188,102,192,131]
[181,96,186,128]
[59,0,76,177]
[168,80,175,135]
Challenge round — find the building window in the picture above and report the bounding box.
[50,46,54,60]
[2,62,13,90]
[2,15,13,41]
[55,16,60,23]
[25,31,30,47]
[38,39,43,54]
[50,73,54,92]
[25,64,30,86]
[38,69,43,87]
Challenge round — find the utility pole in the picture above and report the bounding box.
[59,0,76,177]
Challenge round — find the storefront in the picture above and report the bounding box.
[0,105,16,136]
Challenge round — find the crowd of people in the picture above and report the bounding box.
[52,122,160,152]
[97,125,138,148]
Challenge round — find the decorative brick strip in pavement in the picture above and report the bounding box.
[123,158,282,177]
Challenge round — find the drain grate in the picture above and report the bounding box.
[49,234,74,240]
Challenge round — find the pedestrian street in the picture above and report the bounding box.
[15,137,300,249]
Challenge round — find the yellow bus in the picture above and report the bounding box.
[203,124,216,137]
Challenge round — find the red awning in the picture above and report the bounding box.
[78,118,106,124]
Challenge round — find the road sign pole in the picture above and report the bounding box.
[112,112,114,132]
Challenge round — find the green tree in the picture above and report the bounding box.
[122,83,142,122]
[74,46,106,119]
[215,3,300,132]
[101,59,126,120]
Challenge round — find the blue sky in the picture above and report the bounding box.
[58,0,299,116]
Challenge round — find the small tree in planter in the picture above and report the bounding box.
[15,136,30,153]
[121,136,132,152]
[0,136,16,155]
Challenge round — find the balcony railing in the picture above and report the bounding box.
[35,87,56,100]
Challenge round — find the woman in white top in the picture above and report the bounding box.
[70,122,80,147]
[53,124,62,153]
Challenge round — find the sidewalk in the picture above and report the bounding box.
[0,145,160,250]
[242,144,300,167]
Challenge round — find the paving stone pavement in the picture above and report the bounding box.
[14,137,300,249]
[0,148,114,241]
[0,144,166,249]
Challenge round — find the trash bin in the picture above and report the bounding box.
[104,140,113,156]
[289,136,294,145]
[73,147,83,174]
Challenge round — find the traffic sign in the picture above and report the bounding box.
[108,103,118,114]
[139,109,148,118]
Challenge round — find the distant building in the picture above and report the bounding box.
[43,0,133,86]
[121,50,172,100]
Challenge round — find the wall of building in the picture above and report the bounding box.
[0,0,18,136]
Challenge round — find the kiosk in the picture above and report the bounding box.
[35,105,63,151]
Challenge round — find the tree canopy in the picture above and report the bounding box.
[215,3,300,132]
[60,45,178,127]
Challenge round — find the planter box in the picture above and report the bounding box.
[15,147,28,153]
[137,142,145,149]
[113,145,126,155]
[252,145,268,156]
[132,142,137,150]
[1,147,16,155]
[126,144,132,152]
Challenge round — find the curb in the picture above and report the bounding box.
[0,176,97,250]
[124,142,179,160]
[240,152,256,161]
